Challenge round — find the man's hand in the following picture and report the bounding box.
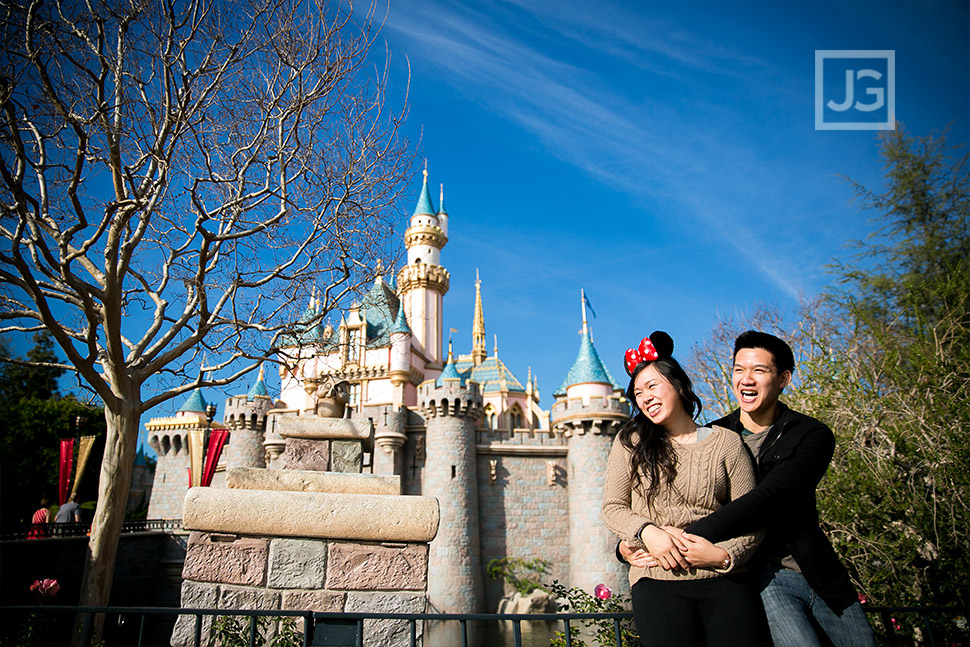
[678,531,730,569]
[640,525,690,571]
[618,540,651,568]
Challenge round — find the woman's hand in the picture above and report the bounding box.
[618,540,652,568]
[640,525,690,571]
[678,531,730,569]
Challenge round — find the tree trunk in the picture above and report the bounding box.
[78,399,141,637]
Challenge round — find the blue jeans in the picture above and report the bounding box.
[758,565,876,647]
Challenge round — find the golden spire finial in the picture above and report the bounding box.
[472,270,486,364]
[423,159,428,181]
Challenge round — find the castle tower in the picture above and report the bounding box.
[471,270,486,366]
[551,290,630,595]
[397,167,450,369]
[223,365,275,469]
[418,343,485,613]
[146,389,226,519]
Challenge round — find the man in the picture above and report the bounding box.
[620,331,874,647]
[54,493,83,523]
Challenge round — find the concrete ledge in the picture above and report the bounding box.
[183,488,439,542]
[276,416,373,448]
[227,468,401,495]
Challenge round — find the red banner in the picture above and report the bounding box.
[59,439,74,505]
[201,429,228,487]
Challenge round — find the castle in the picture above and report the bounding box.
[147,169,632,613]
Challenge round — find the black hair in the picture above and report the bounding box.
[617,331,703,505]
[733,330,795,375]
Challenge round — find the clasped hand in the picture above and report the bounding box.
[623,526,728,571]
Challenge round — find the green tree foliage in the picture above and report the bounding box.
[688,127,970,606]
[0,333,105,532]
[487,557,552,595]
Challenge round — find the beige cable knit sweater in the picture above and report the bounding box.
[602,425,762,586]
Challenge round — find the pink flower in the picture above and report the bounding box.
[891,617,902,632]
[594,584,612,600]
[30,579,60,599]
[857,593,868,605]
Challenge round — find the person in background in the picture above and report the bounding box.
[620,331,875,647]
[27,497,52,539]
[54,492,82,523]
[603,331,767,647]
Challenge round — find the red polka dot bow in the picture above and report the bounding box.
[624,337,659,376]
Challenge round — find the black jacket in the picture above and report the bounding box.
[684,403,858,613]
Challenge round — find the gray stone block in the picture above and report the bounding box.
[268,538,327,589]
[345,591,427,647]
[331,440,363,473]
[170,580,218,647]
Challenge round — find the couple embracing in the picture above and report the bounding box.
[603,330,875,647]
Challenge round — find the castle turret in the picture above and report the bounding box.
[419,343,484,613]
[551,290,630,595]
[437,183,449,238]
[223,365,275,469]
[146,389,227,519]
[397,167,449,368]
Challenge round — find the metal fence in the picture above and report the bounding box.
[3,519,182,540]
[0,604,967,647]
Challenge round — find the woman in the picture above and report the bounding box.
[602,331,767,647]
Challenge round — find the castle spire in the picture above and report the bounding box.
[438,183,448,216]
[472,269,486,366]
[412,162,436,217]
[581,288,589,337]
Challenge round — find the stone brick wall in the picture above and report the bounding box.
[148,443,191,519]
[477,453,570,611]
[173,532,428,647]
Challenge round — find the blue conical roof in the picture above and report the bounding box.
[361,277,401,348]
[247,366,269,401]
[436,353,464,386]
[554,330,622,396]
[389,302,411,335]
[437,184,448,216]
[412,172,436,217]
[179,389,207,413]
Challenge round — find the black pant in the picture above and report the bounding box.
[631,575,771,647]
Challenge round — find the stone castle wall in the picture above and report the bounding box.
[476,452,570,611]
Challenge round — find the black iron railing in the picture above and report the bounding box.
[3,519,182,540]
[0,604,966,647]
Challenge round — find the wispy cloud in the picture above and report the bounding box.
[385,0,828,299]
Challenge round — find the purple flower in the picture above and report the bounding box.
[30,579,60,604]
[594,584,612,600]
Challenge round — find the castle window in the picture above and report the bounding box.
[348,382,360,408]
[510,404,524,430]
[483,404,495,430]
[347,328,361,362]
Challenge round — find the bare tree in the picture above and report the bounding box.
[0,0,413,612]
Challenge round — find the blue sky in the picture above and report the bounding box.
[361,0,969,409]
[28,0,961,447]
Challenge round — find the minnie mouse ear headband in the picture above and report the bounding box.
[623,331,674,376]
